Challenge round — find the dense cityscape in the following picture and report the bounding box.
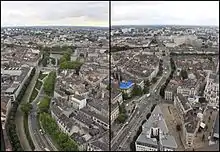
[1,1,219,152]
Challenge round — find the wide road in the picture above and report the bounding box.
[28,68,58,151]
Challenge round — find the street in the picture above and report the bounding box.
[28,67,58,151]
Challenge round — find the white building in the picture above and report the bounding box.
[69,95,87,110]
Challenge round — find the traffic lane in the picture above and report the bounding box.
[112,127,129,151]
[30,113,47,150]
[31,111,54,151]
[112,110,140,150]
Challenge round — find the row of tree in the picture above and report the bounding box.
[37,69,79,151]
[159,58,176,98]
[39,112,78,151]
[116,103,128,123]
[5,67,36,151]
[157,59,163,77]
[43,71,56,96]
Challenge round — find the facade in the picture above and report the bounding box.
[204,72,219,108]
[165,90,174,101]
[69,95,87,110]
[174,94,201,148]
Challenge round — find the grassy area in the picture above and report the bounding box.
[29,89,38,103]
[24,114,35,150]
[35,80,43,90]
[39,73,48,80]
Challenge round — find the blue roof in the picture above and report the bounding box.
[119,81,134,89]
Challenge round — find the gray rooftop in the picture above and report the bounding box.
[136,105,178,149]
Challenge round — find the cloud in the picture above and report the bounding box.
[111,1,219,26]
[1,1,109,27]
[1,1,219,27]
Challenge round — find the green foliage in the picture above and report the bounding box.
[39,72,48,80]
[116,103,128,124]
[59,50,83,70]
[40,113,78,151]
[116,113,127,123]
[50,58,56,65]
[38,96,51,113]
[20,103,32,114]
[151,77,158,84]
[29,89,38,103]
[43,71,56,96]
[35,80,43,90]
[119,103,126,114]
[132,84,143,96]
[122,93,131,100]
[176,124,181,131]
[106,84,110,90]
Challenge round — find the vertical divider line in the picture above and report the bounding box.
[108,0,112,151]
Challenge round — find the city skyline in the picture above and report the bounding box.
[1,1,219,27]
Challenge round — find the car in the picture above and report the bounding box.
[154,89,157,92]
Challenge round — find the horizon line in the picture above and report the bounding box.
[1,24,219,28]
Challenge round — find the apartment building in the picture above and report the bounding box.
[204,72,219,108]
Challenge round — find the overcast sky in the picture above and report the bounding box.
[1,1,109,27]
[112,1,219,26]
[1,1,219,27]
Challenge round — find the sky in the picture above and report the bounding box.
[112,1,219,26]
[1,1,109,27]
[1,1,219,27]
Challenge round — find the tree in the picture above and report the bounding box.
[180,69,188,80]
[143,86,149,94]
[176,124,181,131]
[152,77,158,84]
[38,96,51,113]
[43,71,56,96]
[106,84,110,90]
[159,85,166,98]
[51,58,56,65]
[132,84,143,96]
[144,80,150,87]
[116,113,127,123]
[20,103,32,114]
[122,93,129,100]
